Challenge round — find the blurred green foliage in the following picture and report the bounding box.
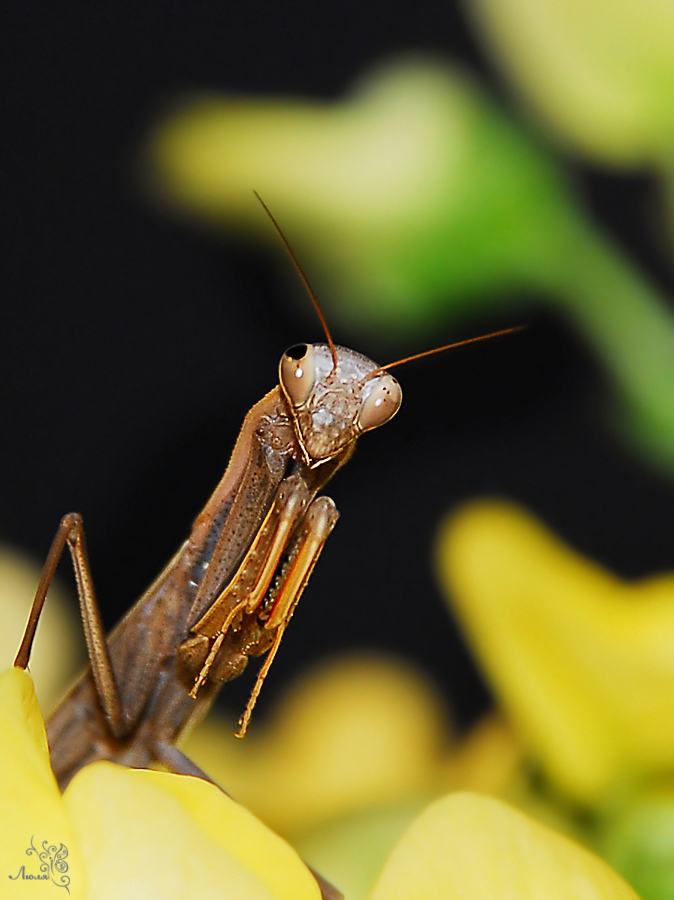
[148,57,674,471]
[601,784,674,900]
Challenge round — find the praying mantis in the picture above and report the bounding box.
[14,195,522,898]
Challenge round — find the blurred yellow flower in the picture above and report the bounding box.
[184,655,526,899]
[372,792,639,900]
[1,662,639,900]
[184,655,452,836]
[3,566,648,900]
[437,499,674,806]
[0,666,321,900]
[467,0,674,166]
[183,655,524,832]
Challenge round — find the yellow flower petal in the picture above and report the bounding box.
[64,762,320,900]
[468,0,674,166]
[0,666,321,899]
[437,500,674,804]
[183,655,450,836]
[150,61,464,232]
[371,792,639,900]
[440,712,523,796]
[0,667,85,898]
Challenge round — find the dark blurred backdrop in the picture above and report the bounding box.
[3,0,674,727]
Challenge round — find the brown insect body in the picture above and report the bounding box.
[14,189,522,900]
[44,343,398,789]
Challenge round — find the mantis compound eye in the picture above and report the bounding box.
[279,343,316,408]
[358,374,402,432]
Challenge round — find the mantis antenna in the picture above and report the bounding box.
[254,191,339,371]
[254,191,525,377]
[366,325,527,380]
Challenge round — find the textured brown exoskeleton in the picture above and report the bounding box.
[36,340,403,790]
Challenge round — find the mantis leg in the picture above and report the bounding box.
[183,475,313,695]
[14,512,125,738]
[236,495,339,737]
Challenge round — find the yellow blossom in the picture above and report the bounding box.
[466,0,674,166]
[183,655,453,837]
[372,792,639,900]
[437,499,674,805]
[0,666,321,900]
[183,655,527,899]
[0,660,641,899]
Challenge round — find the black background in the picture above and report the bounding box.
[3,0,674,727]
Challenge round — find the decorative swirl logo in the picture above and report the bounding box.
[8,835,70,893]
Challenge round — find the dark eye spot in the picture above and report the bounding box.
[285,343,308,360]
